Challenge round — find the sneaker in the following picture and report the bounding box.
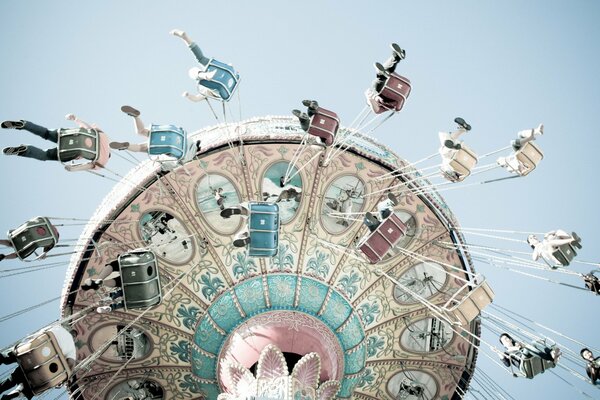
[535,123,544,136]
[1,120,24,129]
[444,140,460,150]
[232,233,250,248]
[120,105,140,117]
[3,145,27,156]
[220,207,243,219]
[511,139,521,152]
[301,99,319,110]
[390,43,406,60]
[96,305,112,314]
[374,62,386,74]
[364,212,380,226]
[110,141,130,150]
[454,117,471,131]
[82,278,102,291]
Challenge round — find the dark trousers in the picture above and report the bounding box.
[19,121,59,161]
[0,368,33,400]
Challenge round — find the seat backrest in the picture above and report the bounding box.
[380,73,412,111]
[552,243,577,266]
[449,146,478,175]
[445,280,495,325]
[307,107,340,145]
[148,125,187,160]
[119,250,162,310]
[8,217,58,260]
[57,128,99,163]
[198,58,240,101]
[15,332,71,394]
[248,202,280,257]
[514,142,543,176]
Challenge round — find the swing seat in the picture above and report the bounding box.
[552,243,578,267]
[8,217,59,261]
[368,73,412,114]
[358,213,408,264]
[14,332,72,394]
[118,250,162,310]
[440,145,478,182]
[247,202,280,257]
[514,142,543,177]
[307,107,340,146]
[148,125,188,161]
[519,344,558,379]
[198,58,241,102]
[443,279,495,326]
[57,128,99,164]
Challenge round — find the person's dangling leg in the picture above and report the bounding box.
[449,127,467,143]
[188,42,210,67]
[3,145,58,161]
[0,368,21,397]
[0,349,16,365]
[381,55,399,74]
[21,121,59,143]
[1,120,59,143]
[126,143,149,153]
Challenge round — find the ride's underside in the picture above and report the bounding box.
[61,116,480,400]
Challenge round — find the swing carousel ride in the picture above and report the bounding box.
[1,30,599,400]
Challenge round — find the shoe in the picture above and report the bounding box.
[387,192,399,206]
[3,145,27,156]
[511,139,521,152]
[110,141,130,150]
[221,207,242,219]
[96,305,112,313]
[302,99,319,109]
[0,254,5,262]
[82,278,102,291]
[572,232,582,248]
[232,233,250,248]
[390,43,406,60]
[365,212,380,226]
[535,123,544,136]
[1,120,24,129]
[292,109,303,119]
[444,140,462,150]
[170,29,186,38]
[374,62,386,74]
[121,105,140,117]
[454,117,471,131]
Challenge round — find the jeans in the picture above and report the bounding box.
[189,43,210,66]
[19,121,59,161]
[0,368,33,400]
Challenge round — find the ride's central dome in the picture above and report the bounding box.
[61,116,479,400]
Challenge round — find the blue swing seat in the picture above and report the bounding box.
[248,202,279,257]
[148,125,187,161]
[198,58,240,102]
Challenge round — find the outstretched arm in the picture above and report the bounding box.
[66,113,92,129]
[183,91,208,103]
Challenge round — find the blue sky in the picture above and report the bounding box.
[1,1,599,399]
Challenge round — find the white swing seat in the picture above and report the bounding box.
[441,145,478,182]
[14,332,72,394]
[442,278,494,326]
[514,142,543,177]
